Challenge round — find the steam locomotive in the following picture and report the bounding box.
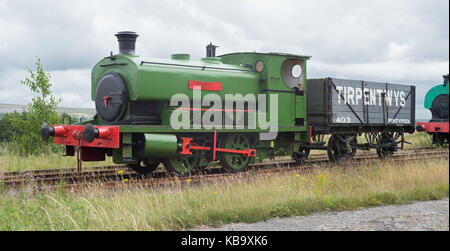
[416,74,449,145]
[41,31,416,175]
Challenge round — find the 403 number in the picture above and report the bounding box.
[335,116,351,123]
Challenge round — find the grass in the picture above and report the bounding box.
[0,156,448,230]
[403,132,436,149]
[0,142,116,173]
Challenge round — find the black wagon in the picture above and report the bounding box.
[299,77,415,162]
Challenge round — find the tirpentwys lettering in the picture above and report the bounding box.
[335,86,406,107]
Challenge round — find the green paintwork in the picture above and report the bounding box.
[91,52,310,129]
[143,133,178,157]
[219,134,252,171]
[163,155,200,175]
[117,125,309,133]
[171,54,190,60]
[424,83,449,109]
[90,50,312,164]
[220,52,310,127]
[92,55,257,101]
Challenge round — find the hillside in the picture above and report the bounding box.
[0,103,96,120]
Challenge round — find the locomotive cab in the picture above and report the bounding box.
[220,52,310,128]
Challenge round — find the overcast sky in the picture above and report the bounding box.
[0,0,448,119]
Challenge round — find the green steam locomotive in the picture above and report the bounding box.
[41,31,416,175]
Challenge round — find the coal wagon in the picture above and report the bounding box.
[302,78,416,161]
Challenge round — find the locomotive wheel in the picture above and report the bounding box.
[128,160,160,175]
[163,154,201,176]
[327,134,356,162]
[432,133,448,146]
[377,132,401,158]
[218,134,253,173]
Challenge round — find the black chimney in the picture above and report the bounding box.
[206,42,219,57]
[115,31,139,55]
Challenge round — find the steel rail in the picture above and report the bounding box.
[56,149,450,192]
[1,147,442,178]
[1,147,447,191]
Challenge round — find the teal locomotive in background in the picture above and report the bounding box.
[416,74,449,145]
[41,31,416,175]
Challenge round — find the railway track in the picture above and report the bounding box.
[1,147,448,191]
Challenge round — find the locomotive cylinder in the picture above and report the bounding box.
[142,134,178,158]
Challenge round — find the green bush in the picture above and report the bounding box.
[0,113,21,142]
[6,58,61,155]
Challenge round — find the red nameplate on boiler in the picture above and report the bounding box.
[188,80,222,91]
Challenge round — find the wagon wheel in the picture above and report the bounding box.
[163,153,201,176]
[377,132,402,158]
[327,135,341,162]
[218,134,254,173]
[327,134,356,162]
[349,136,357,157]
[128,160,160,175]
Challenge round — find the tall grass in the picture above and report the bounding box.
[0,157,448,230]
[404,132,436,149]
[0,142,116,173]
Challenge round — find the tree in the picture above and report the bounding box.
[0,113,21,142]
[7,58,61,155]
[61,113,73,124]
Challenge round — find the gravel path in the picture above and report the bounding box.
[193,199,449,231]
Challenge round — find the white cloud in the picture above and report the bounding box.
[308,60,449,83]
[50,69,92,108]
[0,68,92,108]
[386,42,416,61]
[0,0,448,120]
